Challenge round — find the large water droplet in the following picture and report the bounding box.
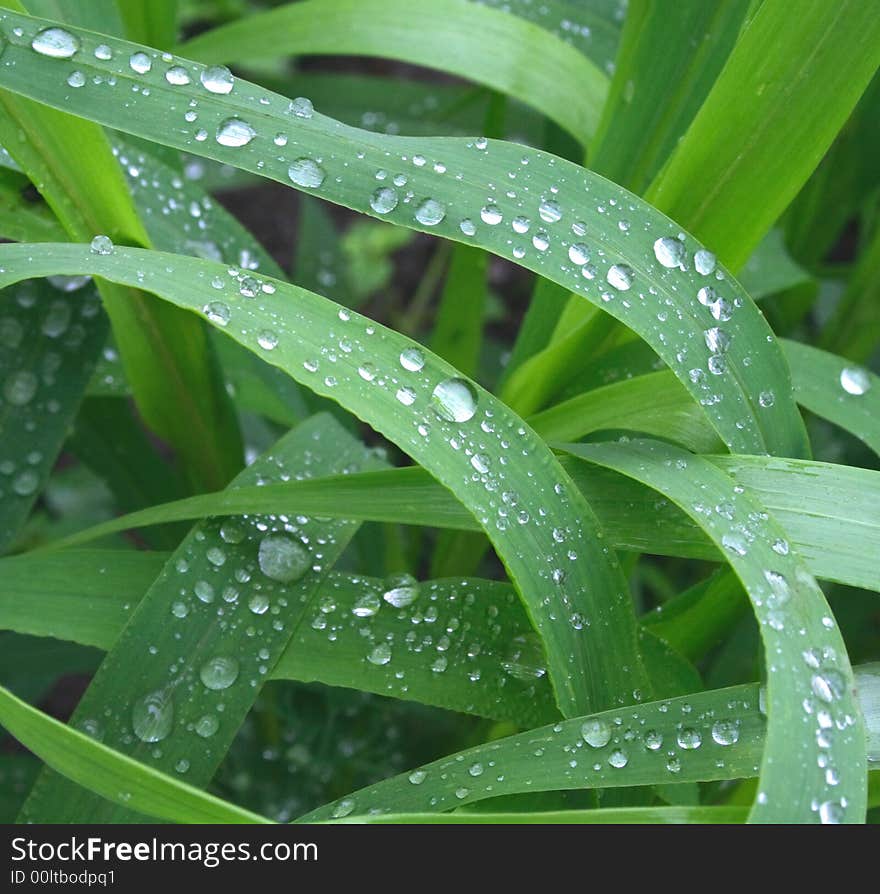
[288,157,326,188]
[676,728,702,750]
[653,236,685,268]
[840,366,870,396]
[90,235,113,255]
[258,534,310,583]
[370,186,398,214]
[694,249,717,276]
[216,118,255,148]
[32,27,80,59]
[352,592,381,617]
[129,52,152,74]
[431,377,477,422]
[368,643,392,665]
[132,690,174,743]
[538,198,562,223]
[415,198,446,226]
[581,718,612,748]
[383,573,419,608]
[165,65,191,85]
[203,301,230,326]
[4,371,37,406]
[289,96,314,119]
[399,347,425,372]
[606,264,634,291]
[711,720,740,746]
[200,65,234,94]
[608,748,628,768]
[200,656,240,690]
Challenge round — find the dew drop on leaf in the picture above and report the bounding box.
[216,118,255,148]
[258,534,310,583]
[129,52,152,74]
[31,27,80,59]
[414,198,446,226]
[581,718,612,748]
[132,690,174,743]
[199,655,240,690]
[200,65,234,94]
[288,157,326,188]
[840,366,870,396]
[431,377,478,422]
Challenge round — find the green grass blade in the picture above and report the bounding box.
[0,685,271,823]
[299,684,766,820]
[179,0,607,147]
[784,340,880,458]
[25,0,123,37]
[476,0,622,74]
[0,89,241,492]
[591,0,749,193]
[646,0,880,270]
[40,451,880,595]
[0,9,807,457]
[0,278,106,552]
[0,550,560,726]
[117,0,176,48]
[20,413,382,822]
[818,221,880,364]
[0,241,649,719]
[562,439,867,823]
[529,370,723,452]
[0,167,67,241]
[332,806,748,824]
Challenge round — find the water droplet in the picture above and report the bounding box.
[258,534,310,583]
[175,759,190,774]
[282,97,313,122]
[352,593,381,617]
[694,249,716,276]
[459,219,476,236]
[644,730,663,750]
[195,714,219,738]
[12,470,38,496]
[90,235,113,255]
[396,386,416,406]
[818,799,845,824]
[711,720,739,746]
[704,327,730,353]
[194,580,215,603]
[431,377,477,422]
[132,690,174,743]
[480,204,503,225]
[4,371,37,406]
[203,301,230,326]
[606,264,634,291]
[408,770,426,785]
[415,198,446,226]
[676,728,702,749]
[399,347,425,372]
[331,799,355,818]
[32,27,80,59]
[200,655,240,690]
[257,330,278,351]
[67,70,85,88]
[94,44,112,61]
[288,157,325,188]
[129,51,152,74]
[216,118,255,148]
[470,453,490,474]
[370,186,398,214]
[368,643,392,665]
[248,594,269,615]
[568,243,590,265]
[759,390,775,408]
[811,668,846,704]
[608,748,628,768]
[512,215,531,234]
[653,236,685,268]
[171,601,188,619]
[165,65,191,85]
[468,762,484,777]
[840,366,870,396]
[538,198,562,223]
[383,573,419,608]
[200,64,233,94]
[581,718,612,748]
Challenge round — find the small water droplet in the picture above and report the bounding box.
[165,65,191,85]
[694,249,716,276]
[676,728,702,750]
[67,70,85,88]
[399,347,425,372]
[538,198,562,223]
[289,96,314,118]
[480,204,503,225]
[331,798,355,818]
[383,573,419,608]
[203,301,230,326]
[195,714,219,738]
[711,720,739,746]
[257,330,278,351]
[608,748,628,768]
[352,593,381,617]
